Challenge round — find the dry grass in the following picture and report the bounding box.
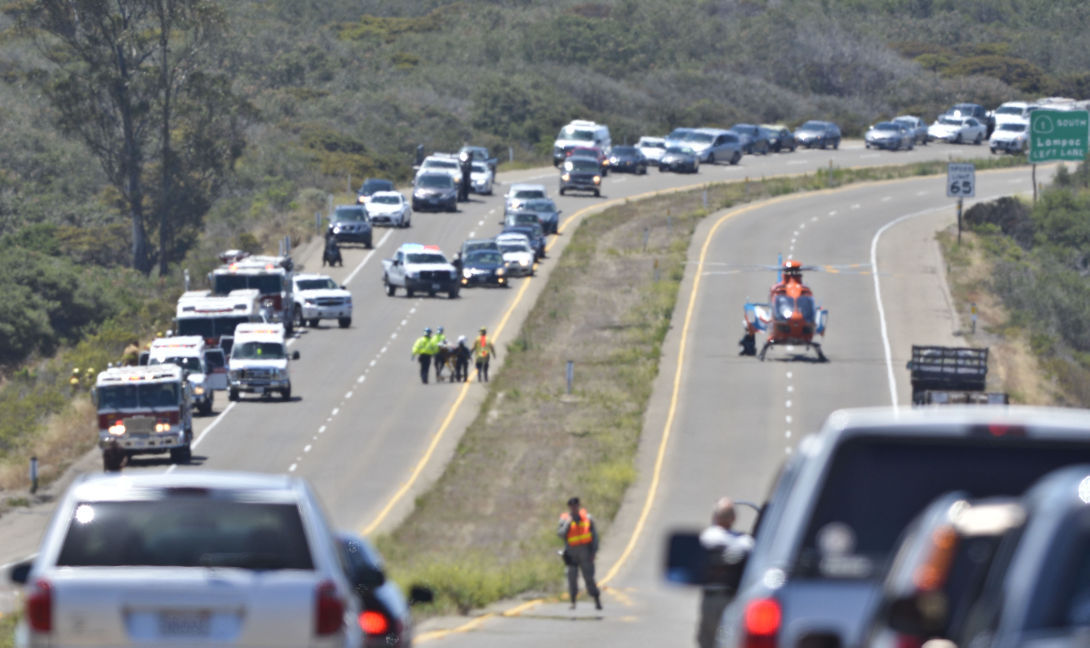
[936,228,1060,405]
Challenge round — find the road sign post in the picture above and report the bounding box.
[1029,109,1089,164]
[947,163,975,245]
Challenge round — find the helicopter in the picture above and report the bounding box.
[741,258,830,362]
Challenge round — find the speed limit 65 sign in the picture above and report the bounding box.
[947,162,975,198]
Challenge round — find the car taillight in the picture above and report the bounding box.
[895,636,925,648]
[26,578,52,633]
[315,581,345,636]
[744,598,781,648]
[359,610,389,635]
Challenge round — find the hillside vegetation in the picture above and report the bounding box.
[0,0,1088,467]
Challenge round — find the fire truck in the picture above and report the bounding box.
[174,288,262,351]
[208,250,296,335]
[93,364,193,468]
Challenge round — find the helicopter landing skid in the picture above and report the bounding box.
[758,340,828,362]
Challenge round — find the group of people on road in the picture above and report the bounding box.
[411,326,496,384]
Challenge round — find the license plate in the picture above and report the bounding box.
[431,283,440,291]
[254,387,264,395]
[158,611,210,637]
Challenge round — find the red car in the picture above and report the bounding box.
[565,146,609,175]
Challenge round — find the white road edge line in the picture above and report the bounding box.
[343,229,394,286]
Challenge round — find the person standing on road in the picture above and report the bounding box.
[453,335,471,382]
[472,327,497,382]
[696,497,754,648]
[433,326,448,382]
[458,150,472,202]
[103,440,128,472]
[558,496,602,610]
[411,328,436,384]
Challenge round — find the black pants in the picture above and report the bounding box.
[476,358,490,382]
[455,358,469,382]
[418,355,432,384]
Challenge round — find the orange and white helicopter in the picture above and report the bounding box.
[741,257,830,362]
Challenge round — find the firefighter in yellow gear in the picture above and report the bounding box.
[411,328,436,384]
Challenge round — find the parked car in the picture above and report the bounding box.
[928,115,987,144]
[990,120,1029,154]
[469,161,493,195]
[414,154,462,187]
[607,145,648,174]
[495,234,536,277]
[559,156,603,196]
[366,190,411,228]
[658,145,699,173]
[459,249,508,287]
[328,204,373,247]
[411,172,458,212]
[636,136,667,162]
[502,223,546,260]
[8,471,364,648]
[892,115,929,146]
[504,183,548,212]
[356,178,394,206]
[515,197,560,235]
[993,101,1036,129]
[336,533,432,648]
[665,127,696,149]
[685,128,743,164]
[794,120,842,149]
[865,121,915,150]
[459,237,499,262]
[666,406,1090,648]
[947,102,995,136]
[760,124,797,152]
[728,123,771,154]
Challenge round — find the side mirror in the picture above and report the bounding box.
[408,584,434,606]
[884,592,948,637]
[291,350,300,360]
[10,559,32,585]
[340,285,347,290]
[354,564,385,589]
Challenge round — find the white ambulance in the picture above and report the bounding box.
[228,323,299,401]
[94,364,193,466]
[175,288,262,352]
[147,336,227,415]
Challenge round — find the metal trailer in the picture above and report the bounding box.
[906,345,992,405]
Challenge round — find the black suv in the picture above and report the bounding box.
[328,205,373,248]
[558,157,602,197]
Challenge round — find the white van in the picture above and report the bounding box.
[993,101,1035,128]
[147,336,226,416]
[552,119,611,166]
[228,323,298,401]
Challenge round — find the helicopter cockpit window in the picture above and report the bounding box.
[774,295,794,320]
[796,295,816,322]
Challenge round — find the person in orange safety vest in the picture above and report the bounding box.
[557,496,601,610]
[471,327,497,383]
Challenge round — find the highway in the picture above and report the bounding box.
[0,142,1044,627]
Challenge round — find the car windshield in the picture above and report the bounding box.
[667,128,692,139]
[996,105,1025,115]
[800,121,825,130]
[296,278,337,291]
[406,252,448,264]
[472,162,487,173]
[893,118,915,127]
[569,159,600,170]
[97,383,180,410]
[999,123,1027,132]
[372,194,400,205]
[177,316,247,340]
[940,116,963,126]
[212,273,281,295]
[523,200,556,212]
[424,159,457,170]
[469,251,503,265]
[507,214,538,225]
[514,189,545,200]
[612,146,638,155]
[873,122,898,131]
[560,127,595,141]
[499,243,531,254]
[333,207,367,222]
[665,146,693,155]
[231,341,286,360]
[56,500,313,570]
[641,139,665,148]
[360,179,392,195]
[464,241,495,253]
[418,174,452,189]
[151,356,202,373]
[795,436,1090,580]
[731,124,756,134]
[686,132,715,143]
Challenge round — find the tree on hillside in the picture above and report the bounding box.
[7,0,248,275]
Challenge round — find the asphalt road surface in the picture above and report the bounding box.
[0,143,1047,631]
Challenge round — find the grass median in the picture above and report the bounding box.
[375,153,1028,617]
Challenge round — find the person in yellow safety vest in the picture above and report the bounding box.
[557,496,601,610]
[411,327,436,384]
[471,327,497,382]
[69,368,81,390]
[433,326,449,382]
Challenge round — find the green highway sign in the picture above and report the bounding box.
[1029,109,1088,163]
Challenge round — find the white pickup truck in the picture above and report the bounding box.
[382,243,460,299]
[292,273,352,328]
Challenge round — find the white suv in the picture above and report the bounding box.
[293,273,352,328]
[9,471,363,648]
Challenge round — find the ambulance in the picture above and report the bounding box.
[93,364,193,467]
[228,323,299,401]
[175,288,262,351]
[147,336,227,415]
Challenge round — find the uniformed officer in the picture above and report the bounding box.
[558,496,601,610]
[411,328,436,384]
[458,150,472,202]
[696,498,754,648]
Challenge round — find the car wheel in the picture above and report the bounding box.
[229,388,238,402]
[639,165,647,175]
[833,139,840,150]
[449,289,459,299]
[974,133,982,145]
[281,386,291,401]
[406,287,415,297]
[865,142,871,149]
[284,319,294,336]
[199,399,212,416]
[170,444,192,464]
[293,305,304,330]
[384,277,396,296]
[339,317,351,328]
[594,189,600,197]
[731,152,741,165]
[819,139,827,150]
[365,237,373,249]
[559,187,566,196]
[707,152,716,164]
[308,318,319,328]
[954,133,962,144]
